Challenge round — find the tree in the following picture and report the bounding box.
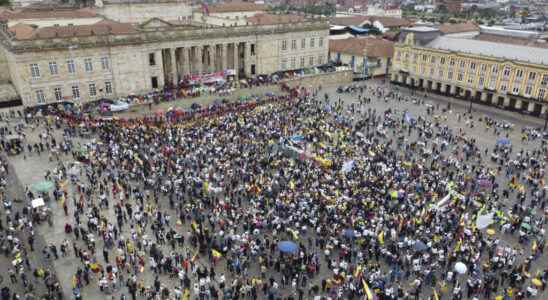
[0,0,10,6]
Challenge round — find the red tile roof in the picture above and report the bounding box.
[438,21,479,34]
[208,2,266,13]
[9,20,137,40]
[0,8,97,21]
[246,13,305,25]
[329,36,394,58]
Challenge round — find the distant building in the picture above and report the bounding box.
[329,36,394,77]
[391,26,548,116]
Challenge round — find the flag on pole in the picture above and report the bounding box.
[433,288,440,300]
[362,279,374,300]
[212,249,222,258]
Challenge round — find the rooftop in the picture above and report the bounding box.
[425,36,548,65]
[403,26,439,32]
[0,7,97,21]
[247,13,306,25]
[330,16,412,28]
[438,21,479,35]
[474,33,548,49]
[329,36,394,58]
[8,20,137,40]
[208,2,266,14]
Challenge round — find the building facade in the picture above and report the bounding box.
[0,5,329,107]
[391,32,548,116]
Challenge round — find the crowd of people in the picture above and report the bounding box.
[0,82,547,300]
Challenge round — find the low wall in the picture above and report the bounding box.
[281,70,353,88]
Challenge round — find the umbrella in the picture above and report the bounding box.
[521,223,531,231]
[32,180,54,193]
[496,137,510,146]
[155,109,164,116]
[454,262,467,274]
[476,213,494,230]
[341,160,355,173]
[486,228,496,235]
[532,278,543,287]
[413,240,428,252]
[277,241,298,253]
[343,228,355,238]
[67,166,80,176]
[265,92,275,97]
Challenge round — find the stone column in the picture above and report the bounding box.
[422,79,428,89]
[196,46,203,75]
[170,48,177,85]
[527,102,535,113]
[405,77,411,86]
[234,42,240,78]
[449,85,456,95]
[221,43,228,72]
[181,48,189,77]
[480,92,487,102]
[440,84,447,93]
[515,99,522,110]
[208,46,215,73]
[244,42,251,77]
[502,96,510,107]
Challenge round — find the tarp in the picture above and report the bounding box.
[349,26,370,34]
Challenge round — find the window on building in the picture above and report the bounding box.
[422,54,427,62]
[449,58,455,66]
[447,70,453,80]
[491,65,499,74]
[440,57,445,65]
[151,77,158,89]
[149,53,156,66]
[310,38,315,48]
[524,85,532,96]
[105,81,113,94]
[281,40,287,51]
[54,87,62,101]
[101,57,110,70]
[84,58,93,72]
[395,51,401,61]
[250,44,255,56]
[480,64,486,73]
[503,66,511,78]
[49,62,58,75]
[72,85,80,99]
[413,54,418,63]
[35,90,45,103]
[290,57,296,69]
[308,56,314,66]
[467,75,474,84]
[89,83,97,97]
[67,59,76,74]
[30,63,40,78]
[528,72,536,82]
[438,69,444,79]
[539,88,546,100]
[500,84,507,92]
[542,74,548,86]
[457,72,464,81]
[319,37,324,47]
[430,56,436,64]
[478,77,485,87]
[300,57,305,68]
[515,69,523,79]
[281,58,287,70]
[291,40,296,50]
[301,39,305,49]
[429,67,434,77]
[251,64,256,75]
[459,60,465,68]
[512,85,519,94]
[470,62,476,71]
[318,55,323,64]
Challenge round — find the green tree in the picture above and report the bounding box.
[0,0,10,6]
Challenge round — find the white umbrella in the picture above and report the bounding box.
[476,212,494,230]
[454,262,467,274]
[31,198,45,208]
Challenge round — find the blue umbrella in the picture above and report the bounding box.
[278,241,298,253]
[496,137,510,146]
[343,228,355,238]
[265,92,275,97]
[413,240,428,252]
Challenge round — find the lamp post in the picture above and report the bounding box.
[468,97,473,114]
[544,109,548,131]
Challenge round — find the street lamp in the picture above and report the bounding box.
[468,97,473,114]
[544,110,548,131]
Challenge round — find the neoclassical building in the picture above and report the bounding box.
[0,2,329,107]
[391,27,548,116]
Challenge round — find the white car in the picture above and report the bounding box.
[110,101,129,112]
